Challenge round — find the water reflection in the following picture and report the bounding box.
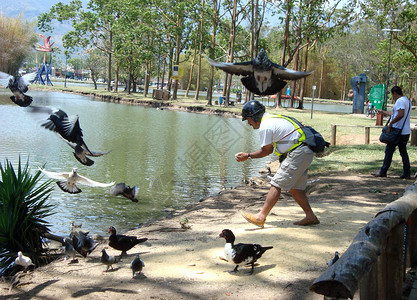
[0,90,268,236]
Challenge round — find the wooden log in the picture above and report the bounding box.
[310,189,417,298]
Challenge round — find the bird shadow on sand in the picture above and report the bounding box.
[223,264,276,276]
[72,286,138,298]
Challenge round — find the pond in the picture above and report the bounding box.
[0,90,270,236]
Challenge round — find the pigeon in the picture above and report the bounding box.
[39,167,115,194]
[101,249,120,272]
[207,49,313,96]
[0,71,36,106]
[130,254,145,279]
[77,232,98,256]
[217,229,273,274]
[63,140,110,166]
[327,251,340,267]
[62,238,78,262]
[28,105,109,166]
[108,226,148,256]
[14,251,34,271]
[72,235,88,257]
[109,183,139,202]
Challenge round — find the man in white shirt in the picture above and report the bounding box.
[235,100,319,227]
[372,86,411,179]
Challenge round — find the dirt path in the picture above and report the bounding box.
[0,165,413,299]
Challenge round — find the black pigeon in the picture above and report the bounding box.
[0,71,36,107]
[207,49,313,96]
[130,254,145,279]
[72,235,87,257]
[327,251,340,267]
[77,232,98,256]
[218,229,273,274]
[108,226,148,256]
[101,249,120,272]
[28,105,109,166]
[109,183,139,202]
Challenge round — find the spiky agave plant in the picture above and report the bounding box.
[0,158,55,274]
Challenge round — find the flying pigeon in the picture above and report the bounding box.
[108,226,148,256]
[207,49,313,96]
[101,249,120,272]
[327,251,340,267]
[109,183,139,202]
[28,106,109,166]
[130,254,145,279]
[217,229,273,274]
[63,140,110,166]
[14,251,34,271]
[39,167,115,194]
[0,71,36,107]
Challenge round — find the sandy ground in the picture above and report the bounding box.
[0,156,414,300]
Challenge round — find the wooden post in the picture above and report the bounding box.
[365,126,370,144]
[408,209,417,267]
[331,124,337,146]
[385,224,405,300]
[360,262,378,299]
[410,128,417,146]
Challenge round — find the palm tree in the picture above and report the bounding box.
[0,158,55,275]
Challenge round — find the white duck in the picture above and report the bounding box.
[39,167,115,194]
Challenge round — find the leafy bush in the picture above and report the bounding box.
[0,158,55,275]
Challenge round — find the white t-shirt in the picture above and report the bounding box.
[259,114,302,154]
[391,96,411,135]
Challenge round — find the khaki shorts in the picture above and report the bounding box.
[270,144,314,191]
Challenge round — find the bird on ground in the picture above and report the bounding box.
[62,238,78,262]
[0,71,36,107]
[77,232,98,256]
[108,226,148,256]
[28,105,109,166]
[327,251,340,267]
[207,48,313,96]
[14,251,34,271]
[39,167,115,194]
[217,229,273,274]
[101,249,120,272]
[109,183,139,202]
[130,254,145,279]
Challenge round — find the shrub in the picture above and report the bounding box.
[0,158,55,275]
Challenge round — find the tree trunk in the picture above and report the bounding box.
[195,0,205,101]
[278,0,291,109]
[207,0,219,105]
[186,38,198,97]
[107,30,112,92]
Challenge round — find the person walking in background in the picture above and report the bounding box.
[372,86,412,179]
[235,100,320,227]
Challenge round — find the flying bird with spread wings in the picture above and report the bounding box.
[207,48,313,96]
[39,167,115,194]
[0,71,37,107]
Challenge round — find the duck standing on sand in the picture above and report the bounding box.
[217,229,273,274]
[108,226,148,256]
